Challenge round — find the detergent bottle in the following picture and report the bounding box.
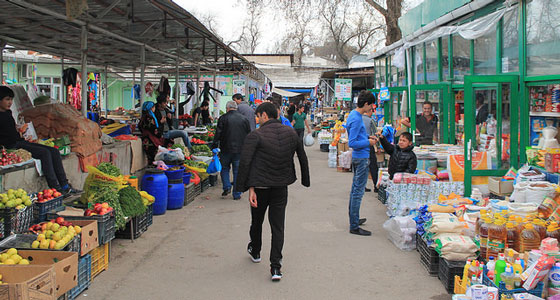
[549,263,560,296]
[495,253,507,286]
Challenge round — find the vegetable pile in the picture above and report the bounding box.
[118,186,146,218]
[192,145,212,156]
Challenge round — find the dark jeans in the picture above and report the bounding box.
[349,158,369,230]
[15,140,68,189]
[249,187,288,269]
[369,146,378,188]
[219,152,241,198]
[295,128,305,140]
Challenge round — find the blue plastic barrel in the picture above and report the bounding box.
[183,172,192,184]
[141,168,168,215]
[167,179,185,209]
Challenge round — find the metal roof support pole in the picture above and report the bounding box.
[195,65,200,107]
[213,67,217,119]
[140,45,146,108]
[80,25,88,117]
[175,58,179,119]
[60,55,65,103]
[0,41,5,84]
[104,65,108,118]
[132,69,136,108]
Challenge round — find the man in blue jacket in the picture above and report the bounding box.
[346,90,376,236]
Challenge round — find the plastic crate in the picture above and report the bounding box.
[115,205,151,240]
[418,236,439,276]
[91,243,109,279]
[0,205,34,240]
[200,178,211,193]
[482,266,544,298]
[378,186,388,204]
[47,210,116,245]
[194,182,201,197]
[146,204,153,227]
[208,175,218,186]
[0,233,80,252]
[184,183,197,206]
[66,254,91,300]
[438,258,466,294]
[33,196,64,223]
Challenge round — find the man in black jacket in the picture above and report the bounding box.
[236,102,310,282]
[378,132,417,179]
[211,101,251,200]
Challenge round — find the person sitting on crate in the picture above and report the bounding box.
[0,86,77,196]
[139,101,173,164]
[154,93,192,152]
[376,131,417,180]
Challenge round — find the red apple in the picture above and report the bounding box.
[56,217,65,225]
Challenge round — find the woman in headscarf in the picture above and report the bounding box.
[139,101,164,164]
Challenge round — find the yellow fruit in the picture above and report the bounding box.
[37,234,46,242]
[46,222,53,230]
[45,230,54,239]
[54,241,65,250]
[19,259,29,265]
[31,241,40,249]
[74,226,82,234]
[51,223,60,232]
[39,239,49,249]
[52,232,62,242]
[6,249,17,257]
[0,254,9,262]
[4,259,15,265]
[0,274,2,280]
[10,255,21,264]
[49,240,56,249]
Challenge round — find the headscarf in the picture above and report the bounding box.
[142,101,158,127]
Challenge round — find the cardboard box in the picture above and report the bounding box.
[71,220,99,256]
[0,265,56,300]
[3,250,78,297]
[337,142,349,154]
[488,177,514,195]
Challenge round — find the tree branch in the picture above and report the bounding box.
[364,0,387,16]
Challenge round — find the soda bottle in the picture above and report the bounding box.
[520,223,541,253]
[480,218,491,259]
[533,219,547,240]
[539,196,559,219]
[506,222,518,250]
[488,219,507,260]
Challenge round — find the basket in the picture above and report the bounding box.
[66,254,91,300]
[115,204,151,240]
[47,210,115,245]
[378,186,388,204]
[33,196,64,223]
[482,266,544,298]
[184,183,197,206]
[0,205,34,240]
[418,235,439,276]
[200,178,210,193]
[0,233,80,252]
[438,258,466,294]
[91,243,109,279]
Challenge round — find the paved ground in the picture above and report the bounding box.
[85,144,450,300]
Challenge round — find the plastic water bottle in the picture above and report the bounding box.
[328,145,337,168]
[549,263,560,296]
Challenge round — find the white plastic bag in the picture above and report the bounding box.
[304,134,315,147]
[526,182,557,204]
[154,146,185,162]
[383,215,417,251]
[508,203,539,218]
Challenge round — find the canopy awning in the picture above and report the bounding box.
[272,88,302,98]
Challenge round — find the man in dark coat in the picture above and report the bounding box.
[211,101,251,200]
[235,102,310,282]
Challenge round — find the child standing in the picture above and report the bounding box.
[377,132,417,179]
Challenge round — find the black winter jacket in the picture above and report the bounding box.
[211,110,251,154]
[379,137,417,179]
[235,119,310,192]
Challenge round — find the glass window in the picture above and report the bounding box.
[390,57,399,87]
[426,40,439,84]
[442,37,450,81]
[452,34,471,82]
[379,57,387,87]
[398,67,407,86]
[474,27,497,75]
[527,0,560,76]
[415,44,425,84]
[502,8,519,73]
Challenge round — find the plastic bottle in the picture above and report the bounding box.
[549,263,560,296]
[533,219,547,240]
[501,266,515,290]
[328,145,337,168]
[462,259,472,290]
[468,260,479,279]
[488,219,507,260]
[495,253,507,286]
[475,210,487,244]
[506,222,518,250]
[514,217,526,252]
[487,256,496,272]
[539,196,559,219]
[480,218,491,260]
[520,223,541,253]
[513,259,523,288]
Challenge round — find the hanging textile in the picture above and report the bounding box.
[145,82,154,97]
[157,76,171,96]
[63,68,79,87]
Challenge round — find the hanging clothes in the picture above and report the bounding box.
[157,76,171,96]
[63,68,79,87]
[145,82,154,97]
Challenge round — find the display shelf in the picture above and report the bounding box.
[530,112,560,117]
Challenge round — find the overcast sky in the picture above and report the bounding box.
[176,0,424,54]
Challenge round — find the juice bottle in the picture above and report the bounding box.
[520,223,541,253]
[488,219,507,260]
[506,222,518,250]
[547,224,560,241]
[480,218,491,259]
[539,196,559,219]
[533,219,547,240]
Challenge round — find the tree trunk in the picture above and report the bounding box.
[385,0,402,45]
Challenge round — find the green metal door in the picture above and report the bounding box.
[410,84,452,144]
[464,75,519,196]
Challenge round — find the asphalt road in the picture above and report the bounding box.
[85,143,450,300]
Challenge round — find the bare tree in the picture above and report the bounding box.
[364,0,403,45]
[276,2,317,65]
[238,0,263,54]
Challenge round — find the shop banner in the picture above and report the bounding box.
[335,79,352,101]
[233,80,246,96]
[447,152,491,185]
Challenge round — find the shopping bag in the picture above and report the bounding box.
[206,148,222,174]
